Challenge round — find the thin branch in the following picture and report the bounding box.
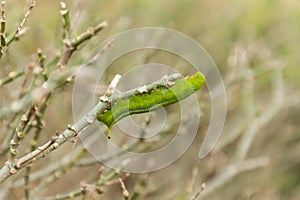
[60,1,71,40]
[0,67,76,120]
[0,0,6,56]
[187,167,198,193]
[37,170,119,200]
[0,65,45,158]
[189,183,206,200]
[24,167,30,200]
[24,94,51,200]
[0,73,182,184]
[6,0,36,47]
[128,174,149,200]
[119,177,129,200]
[9,106,36,157]
[12,137,147,188]
[87,38,114,65]
[0,114,22,158]
[0,20,107,119]
[200,156,269,199]
[58,20,108,67]
[216,68,255,150]
[36,48,48,81]
[106,74,122,95]
[235,65,284,160]
[19,63,35,97]
[31,148,87,196]
[0,70,24,86]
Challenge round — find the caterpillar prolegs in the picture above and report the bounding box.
[97,72,205,139]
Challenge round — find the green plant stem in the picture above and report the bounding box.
[60,1,71,40]
[58,20,108,67]
[0,70,24,86]
[37,48,48,81]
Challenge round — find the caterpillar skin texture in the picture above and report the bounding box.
[97,72,205,137]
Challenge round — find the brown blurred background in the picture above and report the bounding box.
[0,0,299,199]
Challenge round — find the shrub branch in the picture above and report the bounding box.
[0,73,182,184]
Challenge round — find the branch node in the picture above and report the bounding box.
[53,142,59,149]
[67,124,78,135]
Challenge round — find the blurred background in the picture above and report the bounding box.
[0,0,299,199]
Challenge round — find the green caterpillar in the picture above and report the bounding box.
[97,72,205,139]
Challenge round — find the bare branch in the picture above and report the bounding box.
[235,65,284,160]
[200,156,269,198]
[0,73,183,184]
[5,0,36,48]
[58,20,108,67]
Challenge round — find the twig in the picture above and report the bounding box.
[0,0,6,56]
[189,183,206,200]
[58,20,108,67]
[6,0,36,47]
[87,38,114,65]
[129,192,139,200]
[216,68,255,150]
[187,167,199,193]
[235,66,284,160]
[24,166,30,200]
[60,1,71,40]
[128,174,149,200]
[0,114,22,158]
[0,70,24,86]
[12,137,146,188]
[80,181,88,200]
[0,67,76,120]
[0,20,108,119]
[0,66,46,158]
[106,74,122,95]
[19,63,35,97]
[45,49,61,67]
[36,183,103,200]
[119,178,129,200]
[200,156,269,198]
[13,150,93,188]
[37,170,119,200]
[12,131,108,188]
[24,94,52,199]
[31,148,87,196]
[9,106,36,157]
[0,73,183,184]
[36,48,47,81]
